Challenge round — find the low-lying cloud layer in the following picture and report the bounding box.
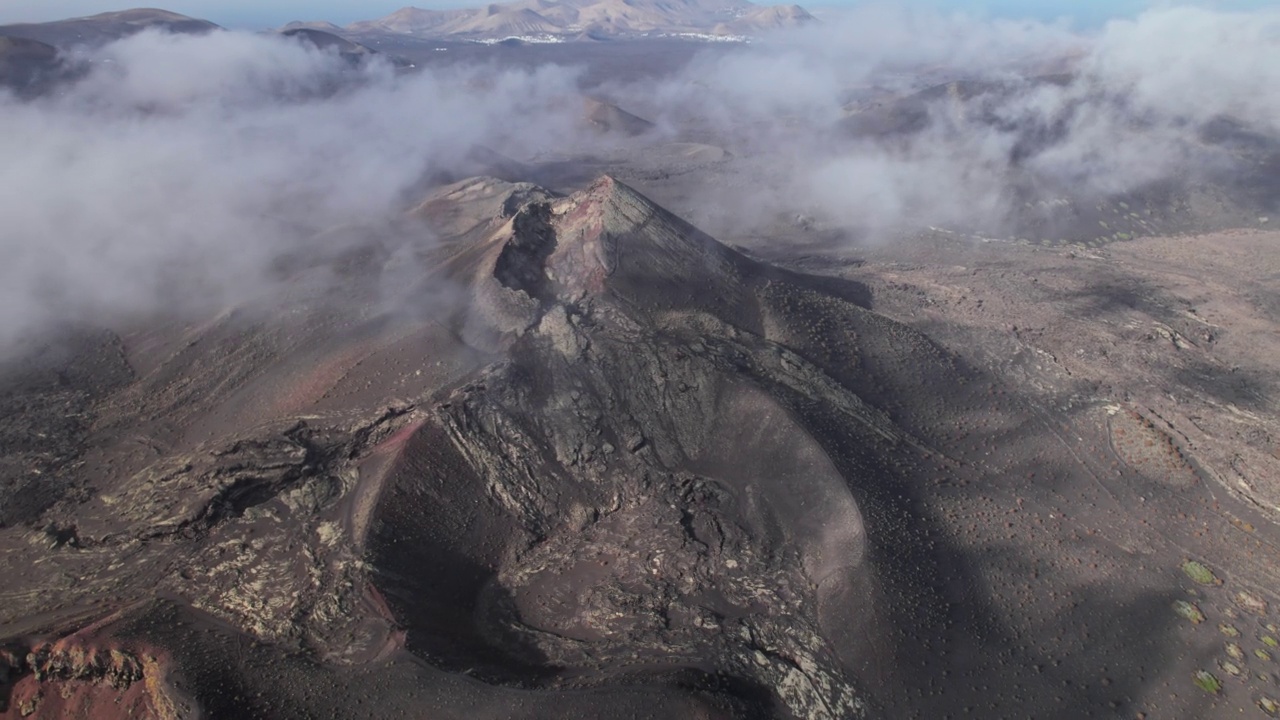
[2,5,1278,353]
[0,29,581,351]
[611,4,1280,235]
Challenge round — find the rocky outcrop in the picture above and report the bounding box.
[0,175,962,718]
[344,0,811,40]
[1,635,181,720]
[23,644,143,688]
[361,176,930,718]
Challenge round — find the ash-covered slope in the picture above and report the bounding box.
[375,176,906,717]
[0,175,970,719]
[9,174,1267,719]
[583,96,656,135]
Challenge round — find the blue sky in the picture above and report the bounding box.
[0,0,1273,29]
[927,0,1274,26]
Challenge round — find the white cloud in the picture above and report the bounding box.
[4,5,1278,350]
[0,29,581,349]
[607,5,1279,238]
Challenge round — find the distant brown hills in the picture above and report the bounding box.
[341,0,814,39]
[0,9,412,92]
[0,2,812,53]
[0,8,218,48]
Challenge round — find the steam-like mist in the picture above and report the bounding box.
[3,5,1278,352]
[606,4,1280,237]
[0,29,581,351]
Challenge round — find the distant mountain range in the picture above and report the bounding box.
[0,10,414,94]
[0,9,219,96]
[0,0,814,91]
[0,8,218,48]
[322,0,813,40]
[0,2,813,55]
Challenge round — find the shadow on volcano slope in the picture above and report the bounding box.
[358,176,1190,718]
[0,175,1197,720]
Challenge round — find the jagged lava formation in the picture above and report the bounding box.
[0,175,966,718]
[9,175,1279,718]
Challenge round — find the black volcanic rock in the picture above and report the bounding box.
[363,176,914,716]
[0,175,967,717]
[16,171,1272,719]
